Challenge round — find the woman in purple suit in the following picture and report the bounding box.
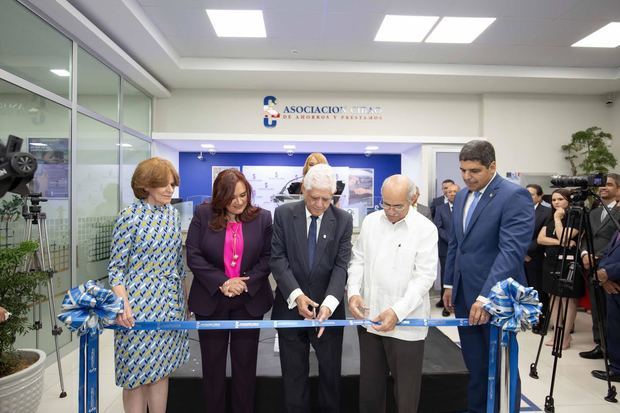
[187,169,273,413]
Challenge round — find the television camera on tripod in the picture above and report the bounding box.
[529,173,619,412]
[0,135,67,398]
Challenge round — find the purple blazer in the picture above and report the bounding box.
[187,204,274,317]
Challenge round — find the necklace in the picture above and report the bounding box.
[230,222,240,267]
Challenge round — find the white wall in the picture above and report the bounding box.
[152,141,180,197]
[154,89,620,189]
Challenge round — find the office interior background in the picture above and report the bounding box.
[1,1,620,412]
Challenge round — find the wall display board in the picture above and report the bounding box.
[28,137,69,198]
[211,165,240,187]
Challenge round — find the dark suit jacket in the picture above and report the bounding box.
[416,203,432,221]
[444,174,534,308]
[588,205,620,256]
[599,231,620,281]
[433,202,453,258]
[270,201,353,320]
[430,195,446,219]
[186,204,274,317]
[527,203,552,259]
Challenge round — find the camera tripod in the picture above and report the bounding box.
[528,189,617,412]
[21,193,66,398]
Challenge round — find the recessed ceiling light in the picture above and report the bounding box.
[206,9,266,38]
[365,145,379,151]
[283,144,296,150]
[425,17,495,44]
[50,69,70,77]
[116,143,133,148]
[201,143,215,149]
[374,15,439,42]
[291,49,300,55]
[572,22,620,48]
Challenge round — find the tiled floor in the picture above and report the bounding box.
[36,302,620,412]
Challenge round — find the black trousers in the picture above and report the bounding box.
[195,297,262,413]
[277,326,343,413]
[357,326,425,413]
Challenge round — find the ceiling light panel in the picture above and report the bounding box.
[572,22,620,48]
[425,17,496,44]
[374,15,439,42]
[50,69,70,77]
[206,9,266,38]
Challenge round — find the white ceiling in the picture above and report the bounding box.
[25,0,620,98]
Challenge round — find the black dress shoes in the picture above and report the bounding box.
[435,300,444,308]
[442,308,450,317]
[591,369,620,382]
[580,345,604,359]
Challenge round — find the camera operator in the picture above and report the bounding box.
[580,174,620,360]
[590,229,620,382]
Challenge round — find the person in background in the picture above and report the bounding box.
[430,179,455,219]
[288,152,329,194]
[580,174,620,360]
[537,189,582,349]
[590,229,620,382]
[348,175,438,413]
[525,184,552,331]
[434,183,459,316]
[411,185,432,220]
[109,157,189,413]
[443,140,533,413]
[0,306,9,323]
[271,163,353,413]
[186,169,273,413]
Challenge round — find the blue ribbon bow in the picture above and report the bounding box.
[57,280,123,336]
[483,277,541,413]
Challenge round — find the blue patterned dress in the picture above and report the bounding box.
[108,199,189,389]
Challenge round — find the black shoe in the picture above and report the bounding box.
[435,300,444,308]
[580,345,603,359]
[591,370,620,382]
[442,308,450,317]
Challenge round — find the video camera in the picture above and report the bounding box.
[550,173,607,188]
[0,135,38,197]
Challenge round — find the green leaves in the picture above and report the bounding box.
[561,126,617,175]
[0,241,48,377]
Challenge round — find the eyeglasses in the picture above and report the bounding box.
[380,201,407,212]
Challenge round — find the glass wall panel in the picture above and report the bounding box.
[75,114,119,286]
[0,0,72,99]
[121,133,151,207]
[122,79,151,136]
[77,47,119,121]
[0,79,71,353]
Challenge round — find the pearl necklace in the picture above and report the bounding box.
[230,222,240,267]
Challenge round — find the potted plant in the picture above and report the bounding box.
[0,240,49,413]
[561,126,617,175]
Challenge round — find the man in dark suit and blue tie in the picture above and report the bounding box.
[591,229,620,382]
[271,163,353,413]
[430,178,455,219]
[434,183,459,316]
[443,140,534,413]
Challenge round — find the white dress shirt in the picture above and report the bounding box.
[347,207,438,341]
[286,208,339,314]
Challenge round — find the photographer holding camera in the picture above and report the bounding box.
[580,174,620,360]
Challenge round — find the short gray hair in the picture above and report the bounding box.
[381,175,416,203]
[303,163,337,193]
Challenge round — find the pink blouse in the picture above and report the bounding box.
[223,221,244,278]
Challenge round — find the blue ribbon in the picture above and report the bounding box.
[483,278,542,413]
[58,281,123,413]
[60,280,538,413]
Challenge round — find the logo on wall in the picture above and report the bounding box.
[262,95,383,128]
[263,95,280,128]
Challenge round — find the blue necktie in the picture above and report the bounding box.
[464,192,481,231]
[308,216,318,270]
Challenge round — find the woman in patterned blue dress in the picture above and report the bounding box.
[108,157,189,413]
